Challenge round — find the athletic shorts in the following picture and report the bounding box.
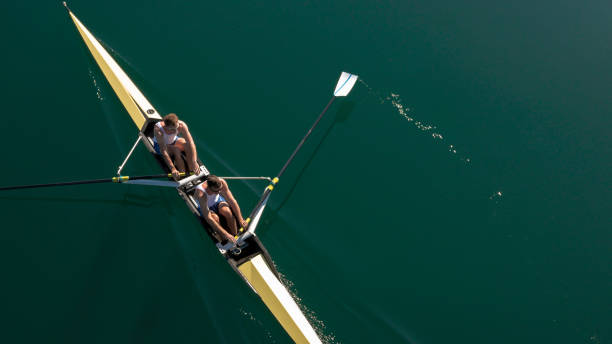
[208,195,227,214]
[153,137,178,155]
[197,195,227,215]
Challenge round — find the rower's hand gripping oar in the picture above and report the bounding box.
[0,173,186,191]
[234,72,358,245]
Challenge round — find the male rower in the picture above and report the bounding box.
[195,175,248,244]
[153,113,199,180]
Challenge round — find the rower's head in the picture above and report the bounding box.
[206,175,222,193]
[163,113,179,132]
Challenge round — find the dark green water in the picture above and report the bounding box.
[1,1,610,343]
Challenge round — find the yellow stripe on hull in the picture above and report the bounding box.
[67,11,161,131]
[239,255,322,344]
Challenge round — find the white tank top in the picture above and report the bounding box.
[196,183,220,209]
[154,122,178,145]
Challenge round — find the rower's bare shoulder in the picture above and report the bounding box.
[196,187,207,199]
[153,127,163,143]
[219,179,233,198]
[220,178,229,189]
[179,120,189,131]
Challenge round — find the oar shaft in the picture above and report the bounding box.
[221,176,272,181]
[0,173,183,191]
[0,179,111,191]
[276,96,336,179]
[239,96,337,234]
[237,73,358,239]
[125,173,184,180]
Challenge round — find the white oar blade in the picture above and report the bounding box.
[333,71,358,97]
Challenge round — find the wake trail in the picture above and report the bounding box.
[358,80,511,205]
[359,79,471,165]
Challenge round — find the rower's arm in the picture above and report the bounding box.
[154,125,176,171]
[220,179,245,224]
[179,122,198,167]
[196,189,235,242]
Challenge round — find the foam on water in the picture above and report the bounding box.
[489,190,503,203]
[88,69,104,101]
[277,271,337,344]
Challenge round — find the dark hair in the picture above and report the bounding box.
[163,113,179,126]
[207,175,222,191]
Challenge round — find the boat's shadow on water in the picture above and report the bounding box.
[263,101,356,228]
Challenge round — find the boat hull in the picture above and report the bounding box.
[65,5,322,342]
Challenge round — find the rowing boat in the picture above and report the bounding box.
[63,3,356,343]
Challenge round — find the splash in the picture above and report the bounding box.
[488,190,504,218]
[88,69,104,101]
[489,190,503,203]
[87,68,126,155]
[277,271,339,344]
[359,79,471,165]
